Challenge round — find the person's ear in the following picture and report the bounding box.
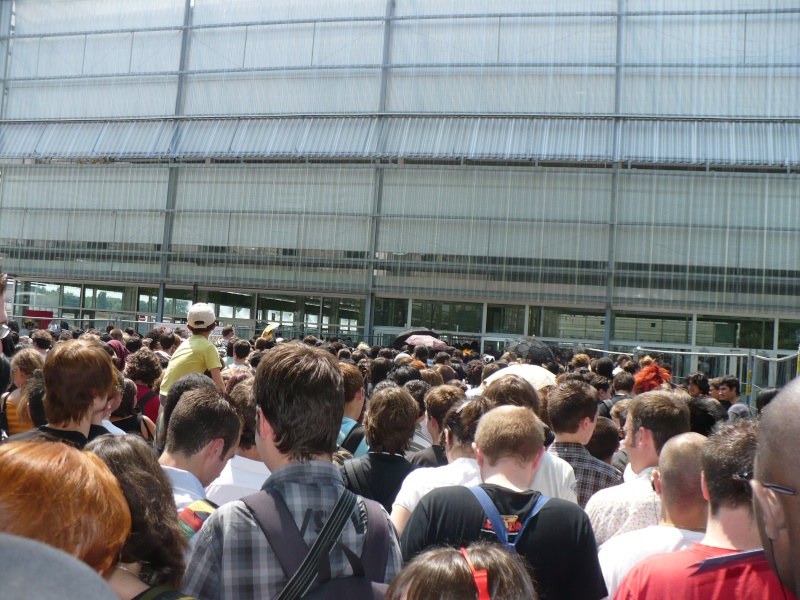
[700,470,711,502]
[208,438,224,459]
[653,469,663,496]
[752,483,787,541]
[531,446,545,471]
[257,407,273,441]
[473,443,484,468]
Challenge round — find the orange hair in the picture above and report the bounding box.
[0,440,131,574]
[633,363,672,395]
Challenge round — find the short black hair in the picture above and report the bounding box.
[612,370,634,393]
[403,379,431,419]
[687,396,728,436]
[389,365,422,387]
[719,375,740,395]
[686,372,710,395]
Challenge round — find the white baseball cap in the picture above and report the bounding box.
[187,303,216,328]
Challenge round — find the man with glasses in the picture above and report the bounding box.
[616,420,791,599]
[752,381,800,597]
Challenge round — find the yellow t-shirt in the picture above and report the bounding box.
[159,334,222,395]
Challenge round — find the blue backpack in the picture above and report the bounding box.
[467,486,550,555]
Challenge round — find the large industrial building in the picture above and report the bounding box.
[0,1,798,380]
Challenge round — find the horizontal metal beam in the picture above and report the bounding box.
[3,7,799,41]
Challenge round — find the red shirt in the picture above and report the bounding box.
[135,383,159,423]
[615,543,794,600]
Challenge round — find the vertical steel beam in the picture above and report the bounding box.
[157,0,193,323]
[364,0,395,339]
[603,0,625,350]
[0,0,14,120]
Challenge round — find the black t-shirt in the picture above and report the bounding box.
[340,452,419,513]
[7,426,90,449]
[407,444,448,467]
[401,484,607,600]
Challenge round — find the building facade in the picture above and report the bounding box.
[0,1,799,377]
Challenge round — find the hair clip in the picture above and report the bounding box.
[460,547,491,600]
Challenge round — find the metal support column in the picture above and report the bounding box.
[364,0,396,339]
[603,0,625,350]
[157,0,193,323]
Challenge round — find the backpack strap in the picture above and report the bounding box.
[467,486,550,554]
[360,498,390,583]
[242,488,357,600]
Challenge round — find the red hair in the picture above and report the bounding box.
[633,363,672,395]
[0,440,131,574]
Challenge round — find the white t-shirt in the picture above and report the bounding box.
[531,451,578,504]
[598,525,705,599]
[205,455,271,506]
[393,457,480,514]
[585,476,661,546]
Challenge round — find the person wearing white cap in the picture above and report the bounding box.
[159,303,225,401]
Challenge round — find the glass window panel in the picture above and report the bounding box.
[374,298,408,328]
[258,294,300,324]
[17,281,61,310]
[528,307,541,337]
[697,316,774,349]
[778,320,800,351]
[411,300,482,333]
[62,285,81,309]
[164,288,193,316]
[542,309,605,340]
[138,287,159,313]
[486,305,524,335]
[611,312,691,345]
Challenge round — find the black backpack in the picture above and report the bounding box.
[339,423,365,455]
[242,488,389,600]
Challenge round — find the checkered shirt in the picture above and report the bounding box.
[182,461,403,600]
[548,441,622,508]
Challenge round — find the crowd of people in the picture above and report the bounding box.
[1,279,799,600]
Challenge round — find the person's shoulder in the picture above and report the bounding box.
[541,451,574,473]
[585,479,626,508]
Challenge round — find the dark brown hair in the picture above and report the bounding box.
[254,342,344,461]
[482,374,540,416]
[86,435,187,587]
[627,390,691,454]
[443,396,495,451]
[124,348,162,387]
[43,339,117,425]
[228,379,257,451]
[585,417,620,462]
[547,380,599,435]
[386,542,537,600]
[364,386,419,453]
[165,387,241,458]
[702,420,758,515]
[424,384,466,430]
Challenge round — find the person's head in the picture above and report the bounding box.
[687,396,728,436]
[752,381,800,595]
[612,370,634,395]
[370,357,393,386]
[590,375,612,400]
[340,362,365,417]
[702,420,757,516]
[124,348,162,387]
[654,433,708,525]
[221,325,234,340]
[585,417,620,464]
[546,380,599,441]
[42,339,117,427]
[610,398,630,436]
[85,435,186,588]
[434,352,451,366]
[159,332,175,352]
[442,397,495,457]
[624,390,691,473]
[717,375,740,401]
[633,362,672,395]
[31,329,52,351]
[364,386,419,454]
[424,384,467,443]
[686,372,710,397]
[389,364,422,387]
[111,378,138,419]
[386,542,537,600]
[594,356,614,379]
[0,440,130,575]
[231,339,250,360]
[709,377,721,399]
[474,405,544,474]
[403,379,431,421]
[412,345,429,362]
[186,303,217,334]
[156,373,217,449]
[465,360,484,387]
[570,353,590,370]
[756,387,780,413]
[109,328,124,342]
[435,364,457,383]
[10,347,44,388]
[227,379,257,451]
[419,368,444,387]
[165,387,241,486]
[254,342,343,464]
[124,336,142,354]
[482,374,540,416]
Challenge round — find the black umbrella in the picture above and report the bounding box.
[502,337,555,365]
[392,328,440,349]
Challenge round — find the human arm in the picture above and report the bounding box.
[210,367,226,394]
[390,505,412,536]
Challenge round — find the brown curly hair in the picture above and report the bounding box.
[124,348,162,386]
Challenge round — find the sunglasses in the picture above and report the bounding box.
[733,470,797,497]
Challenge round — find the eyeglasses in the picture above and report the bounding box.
[733,470,797,497]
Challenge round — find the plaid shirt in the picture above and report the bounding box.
[548,442,622,508]
[182,461,403,600]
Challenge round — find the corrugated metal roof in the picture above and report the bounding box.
[0,117,795,166]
